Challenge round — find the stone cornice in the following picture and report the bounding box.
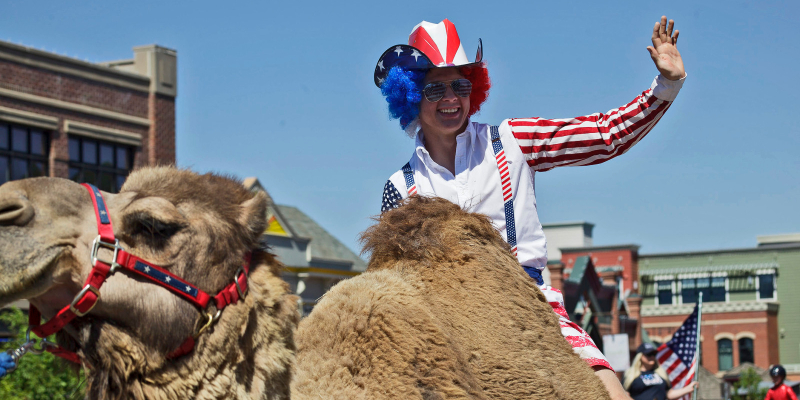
[0,40,150,92]
[561,244,641,253]
[64,120,142,146]
[0,106,59,130]
[641,301,779,317]
[0,88,150,127]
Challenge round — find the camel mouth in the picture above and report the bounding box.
[0,246,68,306]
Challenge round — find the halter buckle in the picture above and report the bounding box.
[194,312,215,338]
[69,284,101,317]
[234,266,248,299]
[91,236,123,273]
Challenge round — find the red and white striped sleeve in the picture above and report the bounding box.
[509,75,685,172]
[540,284,613,370]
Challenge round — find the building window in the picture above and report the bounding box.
[718,339,733,371]
[681,276,726,304]
[657,280,673,305]
[68,136,132,192]
[738,338,754,365]
[758,274,775,300]
[0,124,49,185]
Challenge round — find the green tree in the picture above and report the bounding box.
[732,367,768,400]
[0,307,85,400]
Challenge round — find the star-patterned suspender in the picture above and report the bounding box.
[401,162,417,196]
[400,126,518,256]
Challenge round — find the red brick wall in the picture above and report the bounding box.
[0,59,149,117]
[643,309,778,373]
[147,93,175,166]
[0,56,175,176]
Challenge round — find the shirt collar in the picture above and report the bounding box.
[414,119,475,160]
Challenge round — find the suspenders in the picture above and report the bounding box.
[401,125,518,256]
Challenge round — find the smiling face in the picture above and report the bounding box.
[418,67,471,140]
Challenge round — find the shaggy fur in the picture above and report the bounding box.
[0,167,299,399]
[291,197,610,399]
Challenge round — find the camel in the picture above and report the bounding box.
[290,196,610,399]
[0,168,298,400]
[0,167,609,399]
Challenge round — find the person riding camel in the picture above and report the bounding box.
[376,16,686,399]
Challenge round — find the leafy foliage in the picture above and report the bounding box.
[0,307,85,400]
[732,367,768,400]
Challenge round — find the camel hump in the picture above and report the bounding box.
[293,269,488,400]
[361,196,510,268]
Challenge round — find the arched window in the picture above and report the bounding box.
[718,339,733,371]
[739,338,754,365]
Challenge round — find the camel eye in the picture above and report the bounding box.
[125,213,183,243]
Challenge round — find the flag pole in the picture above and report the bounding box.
[692,291,703,400]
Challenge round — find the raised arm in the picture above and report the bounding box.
[510,16,686,172]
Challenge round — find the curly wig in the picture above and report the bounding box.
[380,66,425,131]
[380,64,491,136]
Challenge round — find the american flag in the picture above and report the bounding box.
[656,305,699,400]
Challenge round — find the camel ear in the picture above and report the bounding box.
[238,191,268,241]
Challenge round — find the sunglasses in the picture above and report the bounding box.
[422,79,473,102]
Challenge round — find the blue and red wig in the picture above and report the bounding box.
[380,64,491,136]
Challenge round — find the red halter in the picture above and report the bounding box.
[28,183,252,363]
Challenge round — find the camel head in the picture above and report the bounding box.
[0,167,297,398]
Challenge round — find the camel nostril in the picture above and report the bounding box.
[0,197,34,226]
[0,203,23,214]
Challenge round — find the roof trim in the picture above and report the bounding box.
[640,262,779,276]
[642,242,800,258]
[641,300,779,316]
[0,40,151,92]
[561,244,640,252]
[757,233,800,245]
[541,221,595,229]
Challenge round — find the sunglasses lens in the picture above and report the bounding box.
[423,79,472,102]
[452,79,472,98]
[424,82,446,102]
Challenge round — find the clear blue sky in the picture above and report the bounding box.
[3,0,798,257]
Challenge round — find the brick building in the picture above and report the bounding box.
[0,40,177,191]
[545,221,798,380]
[638,235,799,378]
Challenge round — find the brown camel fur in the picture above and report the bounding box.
[0,167,298,400]
[0,168,609,399]
[291,196,611,399]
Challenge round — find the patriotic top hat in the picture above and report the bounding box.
[374,19,483,87]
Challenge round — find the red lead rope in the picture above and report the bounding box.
[28,183,252,363]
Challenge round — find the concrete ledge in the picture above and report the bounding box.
[643,318,768,329]
[0,106,59,130]
[0,87,150,127]
[0,40,150,92]
[65,120,142,146]
[641,300,779,316]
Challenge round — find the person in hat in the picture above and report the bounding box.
[376,17,686,398]
[622,343,698,400]
[766,365,798,400]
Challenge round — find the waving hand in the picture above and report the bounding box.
[647,16,686,81]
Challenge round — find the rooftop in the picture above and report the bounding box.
[275,205,367,272]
